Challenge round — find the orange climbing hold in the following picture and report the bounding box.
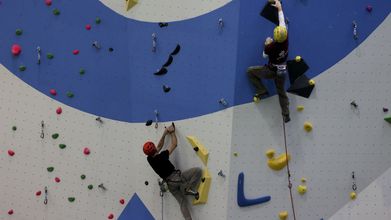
[11,44,22,56]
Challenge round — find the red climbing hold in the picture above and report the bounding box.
[45,0,52,6]
[50,89,57,96]
[119,198,125,205]
[85,24,91,30]
[55,177,61,183]
[108,213,114,219]
[73,49,80,55]
[8,209,14,215]
[11,44,22,56]
[56,107,62,115]
[8,150,15,156]
[83,147,90,155]
[36,191,42,196]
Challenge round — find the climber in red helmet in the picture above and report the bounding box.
[247,0,290,123]
[143,123,202,220]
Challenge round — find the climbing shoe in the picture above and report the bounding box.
[253,92,269,103]
[283,114,291,123]
[185,188,199,200]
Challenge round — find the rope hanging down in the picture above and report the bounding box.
[282,119,297,220]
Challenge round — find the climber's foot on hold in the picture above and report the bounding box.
[253,92,269,103]
[185,188,199,200]
[283,114,291,123]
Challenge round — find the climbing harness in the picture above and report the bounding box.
[282,119,297,220]
[273,63,288,76]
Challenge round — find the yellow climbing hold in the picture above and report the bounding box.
[279,211,288,220]
[186,136,209,166]
[126,0,138,11]
[295,56,302,62]
[296,105,304,112]
[350,191,357,200]
[297,185,307,195]
[304,122,313,132]
[265,149,291,171]
[301,177,307,183]
[193,169,211,205]
[309,79,315,86]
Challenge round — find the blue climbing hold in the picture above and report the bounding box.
[118,193,154,220]
[237,172,271,207]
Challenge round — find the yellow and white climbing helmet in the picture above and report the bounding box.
[273,26,287,43]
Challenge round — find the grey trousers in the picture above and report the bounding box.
[247,65,290,116]
[166,168,202,220]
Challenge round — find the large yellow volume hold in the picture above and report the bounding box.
[186,136,209,166]
[193,169,212,205]
[126,0,138,11]
[265,149,291,171]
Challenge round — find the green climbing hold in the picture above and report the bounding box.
[81,174,86,180]
[59,144,66,149]
[47,167,54,172]
[15,29,23,36]
[47,53,54,59]
[79,68,85,75]
[95,17,101,24]
[19,65,26,72]
[53,9,60,15]
[385,115,391,123]
[12,126,17,131]
[88,184,93,190]
[52,133,59,139]
[66,92,74,98]
[68,197,75,202]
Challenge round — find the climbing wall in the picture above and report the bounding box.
[227,13,391,220]
[0,0,390,220]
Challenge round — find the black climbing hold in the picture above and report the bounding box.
[108,48,114,52]
[383,108,389,113]
[260,1,279,25]
[18,65,26,72]
[162,56,173,67]
[154,67,167,76]
[194,147,199,152]
[15,29,23,36]
[287,74,315,98]
[201,178,206,182]
[52,133,59,139]
[158,22,168,28]
[81,174,86,180]
[145,181,149,186]
[53,8,60,16]
[59,144,66,149]
[163,85,171,93]
[170,44,181,56]
[145,120,153,126]
[95,17,101,24]
[287,59,309,85]
[12,126,17,131]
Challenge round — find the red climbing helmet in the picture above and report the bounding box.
[143,141,156,156]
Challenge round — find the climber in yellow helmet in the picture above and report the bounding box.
[247,0,290,123]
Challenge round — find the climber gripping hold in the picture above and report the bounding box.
[247,0,290,123]
[143,123,202,220]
